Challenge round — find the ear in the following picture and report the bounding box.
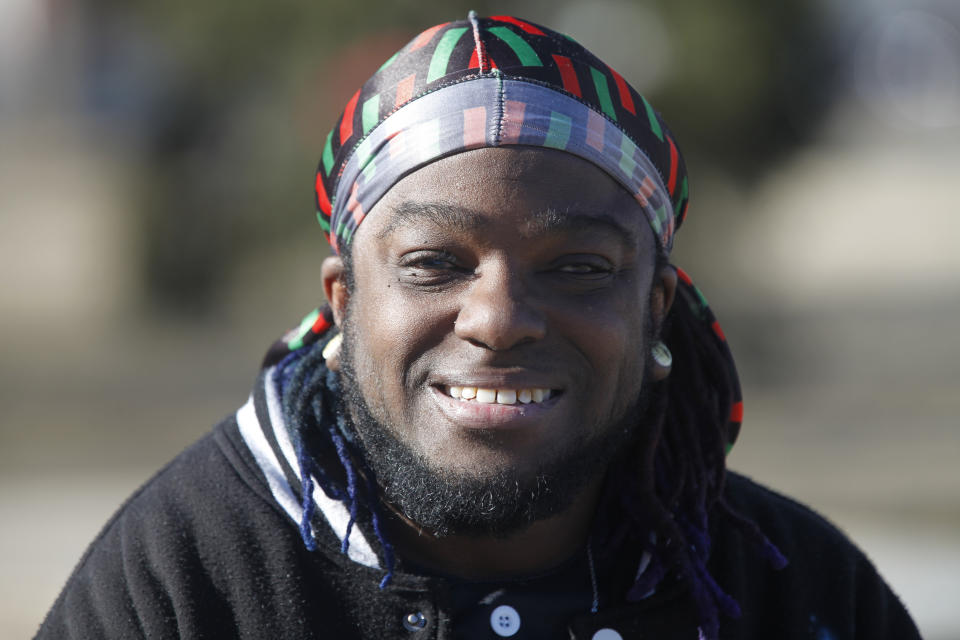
[651,263,677,337]
[650,264,677,382]
[321,255,349,328]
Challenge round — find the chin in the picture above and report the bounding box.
[337,326,648,537]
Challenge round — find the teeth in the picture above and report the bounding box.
[447,386,553,405]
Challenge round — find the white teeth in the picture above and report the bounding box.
[446,386,554,404]
[476,388,497,403]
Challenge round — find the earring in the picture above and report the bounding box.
[651,341,672,369]
[322,332,342,361]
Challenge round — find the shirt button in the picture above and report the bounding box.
[489,604,521,637]
[592,629,623,640]
[402,611,427,632]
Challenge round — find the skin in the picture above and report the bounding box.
[322,147,676,578]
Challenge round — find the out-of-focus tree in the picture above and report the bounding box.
[650,0,839,176]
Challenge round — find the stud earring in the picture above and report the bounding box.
[651,341,672,369]
[322,332,342,361]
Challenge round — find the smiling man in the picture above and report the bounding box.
[38,13,920,640]
[333,148,667,545]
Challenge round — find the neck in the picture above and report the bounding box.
[385,475,604,580]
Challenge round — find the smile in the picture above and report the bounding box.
[430,380,564,431]
[444,386,554,405]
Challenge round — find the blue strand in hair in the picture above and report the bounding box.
[276,338,396,588]
[627,555,665,601]
[330,406,396,587]
[275,347,323,552]
[328,420,359,555]
[274,347,310,399]
[361,460,396,588]
[296,443,319,551]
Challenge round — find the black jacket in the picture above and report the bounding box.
[36,369,921,639]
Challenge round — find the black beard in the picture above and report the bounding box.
[337,323,651,539]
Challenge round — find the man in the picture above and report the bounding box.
[38,13,920,640]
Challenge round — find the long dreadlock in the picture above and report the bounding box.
[275,337,396,588]
[641,265,787,638]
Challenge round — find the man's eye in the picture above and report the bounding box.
[558,264,602,274]
[418,257,458,270]
[401,251,460,271]
[396,252,470,288]
[554,260,614,278]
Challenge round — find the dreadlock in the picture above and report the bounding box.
[276,338,396,588]
[623,259,787,637]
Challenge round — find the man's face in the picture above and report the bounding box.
[326,147,669,534]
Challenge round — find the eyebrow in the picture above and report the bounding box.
[522,207,640,249]
[376,201,485,238]
[378,201,641,250]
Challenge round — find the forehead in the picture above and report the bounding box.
[355,147,655,251]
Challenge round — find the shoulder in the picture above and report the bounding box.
[721,471,854,552]
[709,472,921,639]
[36,417,323,639]
[95,417,285,546]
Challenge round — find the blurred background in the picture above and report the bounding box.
[1,0,957,636]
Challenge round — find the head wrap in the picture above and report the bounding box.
[270,12,742,451]
[314,12,689,255]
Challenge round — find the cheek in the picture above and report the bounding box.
[348,281,449,409]
[565,295,650,418]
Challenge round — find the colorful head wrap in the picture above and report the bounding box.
[314,12,689,256]
[273,12,742,451]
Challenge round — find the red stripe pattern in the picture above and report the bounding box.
[410,23,447,50]
[314,172,331,215]
[468,46,498,71]
[489,15,546,35]
[729,401,744,423]
[711,321,726,342]
[552,55,582,97]
[667,136,679,196]
[463,106,487,148]
[608,66,636,115]
[394,74,416,108]
[339,89,360,144]
[311,312,332,335]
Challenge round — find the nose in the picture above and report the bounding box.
[454,263,546,351]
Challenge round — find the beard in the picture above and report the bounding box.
[336,320,653,539]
